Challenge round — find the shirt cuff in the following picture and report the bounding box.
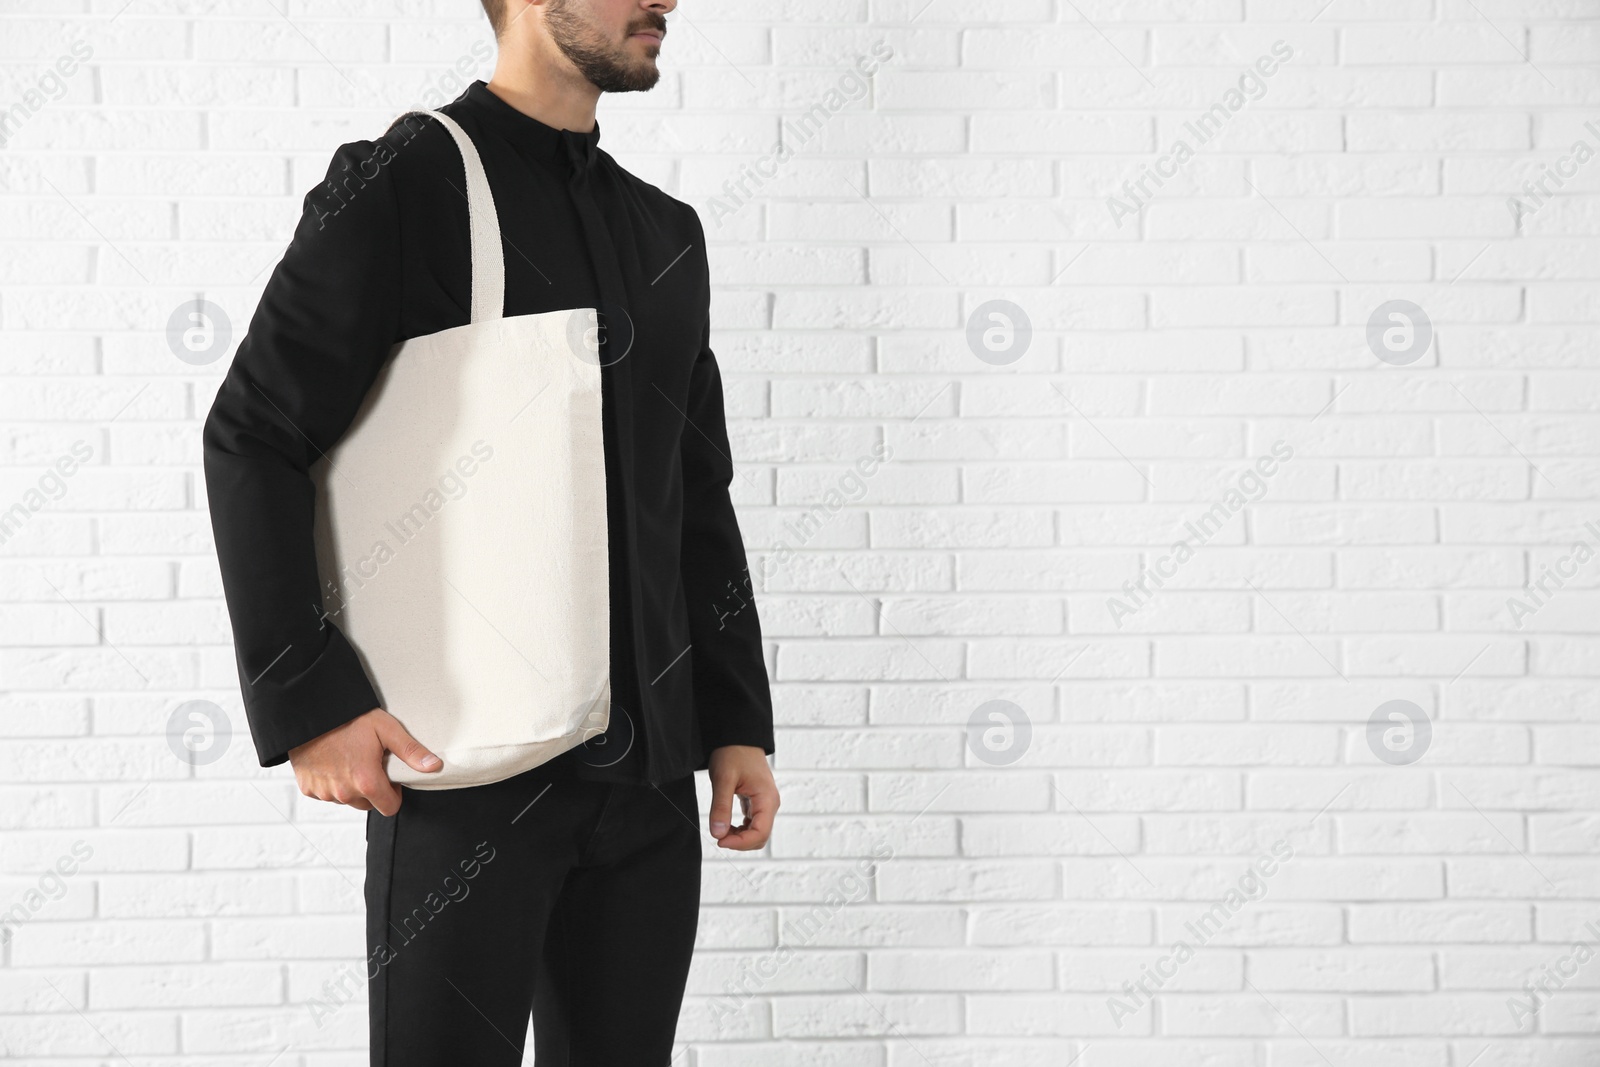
[238,622,381,767]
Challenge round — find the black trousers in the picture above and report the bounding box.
[364,770,702,1065]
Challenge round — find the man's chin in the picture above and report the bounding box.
[600,62,660,93]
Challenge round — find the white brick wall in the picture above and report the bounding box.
[1,0,1598,1062]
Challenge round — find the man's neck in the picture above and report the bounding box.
[484,54,600,135]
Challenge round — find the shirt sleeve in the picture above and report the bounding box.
[679,219,776,759]
[201,134,406,768]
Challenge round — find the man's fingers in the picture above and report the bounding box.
[288,707,424,817]
[365,777,401,817]
[717,783,777,850]
[342,765,398,817]
[373,713,442,774]
[708,772,736,839]
[301,773,396,815]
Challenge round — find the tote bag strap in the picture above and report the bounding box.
[398,108,505,324]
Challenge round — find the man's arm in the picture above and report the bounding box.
[679,297,776,760]
[678,210,778,848]
[202,133,409,770]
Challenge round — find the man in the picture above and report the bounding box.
[201,0,779,1062]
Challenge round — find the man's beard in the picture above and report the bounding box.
[545,0,663,93]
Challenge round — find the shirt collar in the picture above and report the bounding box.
[462,79,601,172]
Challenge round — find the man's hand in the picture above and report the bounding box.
[287,708,441,817]
[707,745,778,850]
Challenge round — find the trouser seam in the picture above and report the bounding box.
[579,781,617,866]
[376,809,399,1067]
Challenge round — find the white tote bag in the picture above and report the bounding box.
[309,109,612,790]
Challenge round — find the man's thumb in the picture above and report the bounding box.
[374,712,442,773]
[708,775,734,838]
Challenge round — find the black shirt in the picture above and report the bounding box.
[201,79,774,787]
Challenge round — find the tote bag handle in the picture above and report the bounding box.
[397,109,506,325]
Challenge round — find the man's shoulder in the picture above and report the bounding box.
[605,154,705,237]
[300,110,463,230]
[371,108,471,182]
